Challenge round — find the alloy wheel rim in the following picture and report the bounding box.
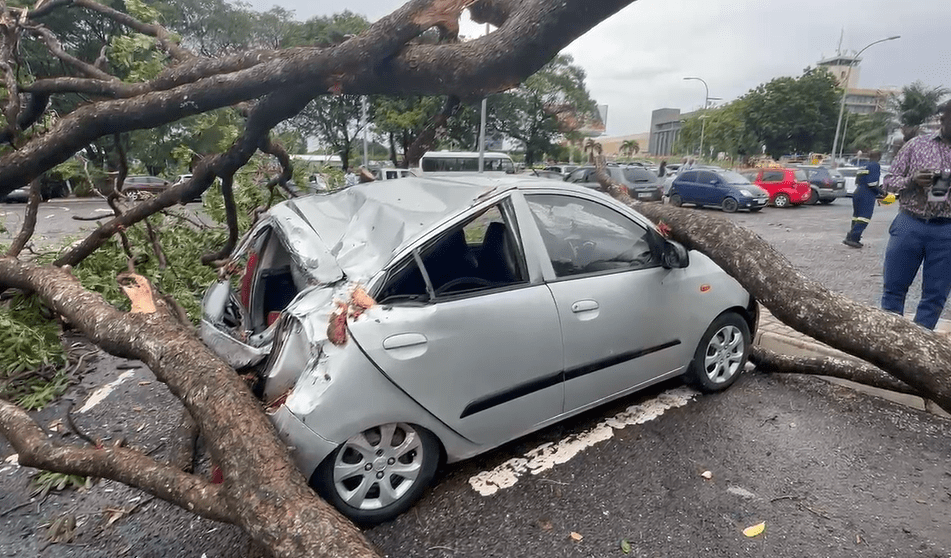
[703,325,744,383]
[332,423,424,510]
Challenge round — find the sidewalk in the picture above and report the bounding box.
[754,307,951,417]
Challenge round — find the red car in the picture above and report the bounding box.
[741,168,812,208]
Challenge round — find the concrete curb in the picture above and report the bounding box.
[754,310,951,418]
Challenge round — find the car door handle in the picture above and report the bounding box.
[382,333,428,350]
[571,300,599,313]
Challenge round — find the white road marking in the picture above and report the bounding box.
[468,387,698,496]
[78,371,135,413]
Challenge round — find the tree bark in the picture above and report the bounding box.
[592,167,951,414]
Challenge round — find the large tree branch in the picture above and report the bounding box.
[0,398,231,522]
[0,0,640,195]
[0,260,380,557]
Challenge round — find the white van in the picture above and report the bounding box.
[419,151,515,174]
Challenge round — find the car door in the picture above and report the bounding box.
[673,171,697,202]
[524,193,688,412]
[350,200,565,445]
[696,170,723,205]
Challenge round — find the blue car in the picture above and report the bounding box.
[668,168,770,213]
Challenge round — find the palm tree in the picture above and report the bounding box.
[584,138,602,164]
[620,139,639,161]
[889,82,949,142]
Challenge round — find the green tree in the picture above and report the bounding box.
[889,81,949,142]
[488,54,597,166]
[620,139,639,159]
[841,111,893,154]
[739,68,840,157]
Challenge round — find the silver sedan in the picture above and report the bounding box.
[201,176,757,524]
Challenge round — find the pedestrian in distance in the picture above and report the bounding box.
[657,160,667,178]
[843,150,887,248]
[880,101,951,330]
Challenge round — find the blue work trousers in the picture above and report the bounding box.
[847,186,876,242]
[881,211,951,329]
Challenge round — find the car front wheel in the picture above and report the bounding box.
[721,197,739,213]
[669,194,683,207]
[312,422,440,525]
[686,312,750,392]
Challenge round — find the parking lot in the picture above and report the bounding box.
[3,194,951,558]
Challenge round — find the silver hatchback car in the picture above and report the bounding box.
[200,175,757,524]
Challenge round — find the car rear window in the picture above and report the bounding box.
[794,169,808,181]
[622,168,660,184]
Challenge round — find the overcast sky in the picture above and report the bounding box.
[244,0,949,137]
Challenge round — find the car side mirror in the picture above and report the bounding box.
[661,240,689,269]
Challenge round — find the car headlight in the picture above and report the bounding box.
[739,189,753,197]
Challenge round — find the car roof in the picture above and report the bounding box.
[273,175,607,282]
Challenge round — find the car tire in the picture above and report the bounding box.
[721,197,739,213]
[773,193,791,208]
[749,207,763,212]
[806,189,819,205]
[669,194,683,207]
[686,312,750,393]
[819,198,835,205]
[312,422,440,525]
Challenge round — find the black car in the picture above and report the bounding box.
[564,165,664,201]
[794,165,846,205]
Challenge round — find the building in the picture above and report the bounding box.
[817,54,895,115]
[648,108,684,157]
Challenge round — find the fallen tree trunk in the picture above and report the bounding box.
[0,262,381,558]
[595,171,951,414]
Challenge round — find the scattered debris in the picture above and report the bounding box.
[569,531,583,542]
[701,470,713,479]
[743,522,765,537]
[620,539,632,553]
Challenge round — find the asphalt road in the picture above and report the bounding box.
[1,196,950,558]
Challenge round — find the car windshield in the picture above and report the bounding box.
[838,168,858,177]
[718,170,752,184]
[622,168,660,184]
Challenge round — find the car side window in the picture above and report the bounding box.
[566,169,587,183]
[762,170,783,182]
[678,171,697,182]
[525,194,659,278]
[375,203,527,303]
[697,171,717,184]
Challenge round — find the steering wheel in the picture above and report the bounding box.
[434,276,495,296]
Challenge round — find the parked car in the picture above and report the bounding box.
[740,168,812,208]
[793,165,846,204]
[565,165,664,201]
[120,175,170,201]
[372,167,417,181]
[542,164,578,176]
[668,168,769,212]
[837,166,861,196]
[200,176,757,524]
[1,177,71,202]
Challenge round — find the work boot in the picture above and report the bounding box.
[842,238,863,248]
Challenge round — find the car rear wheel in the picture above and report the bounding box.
[312,422,440,525]
[721,197,739,213]
[686,312,750,392]
[749,207,763,212]
[773,193,791,208]
[819,198,835,205]
[669,194,683,207]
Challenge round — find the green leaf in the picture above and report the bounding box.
[620,539,631,554]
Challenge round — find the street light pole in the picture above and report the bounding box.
[684,77,709,160]
[830,35,900,164]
